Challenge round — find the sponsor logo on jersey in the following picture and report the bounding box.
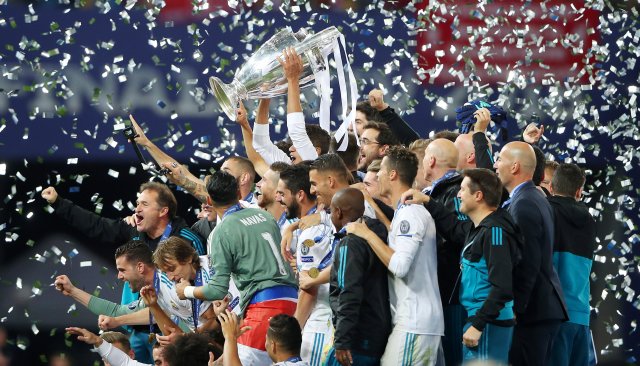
[301,256,314,263]
[400,220,411,234]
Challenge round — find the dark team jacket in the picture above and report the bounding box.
[426,199,523,331]
[379,106,421,146]
[329,218,391,358]
[52,197,205,254]
[427,172,469,306]
[548,196,596,326]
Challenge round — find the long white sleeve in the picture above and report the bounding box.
[95,341,151,366]
[252,123,291,165]
[287,112,318,161]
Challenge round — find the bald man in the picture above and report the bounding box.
[494,142,568,366]
[326,188,391,366]
[453,134,477,170]
[422,138,470,366]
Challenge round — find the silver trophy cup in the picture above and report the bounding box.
[210,26,341,121]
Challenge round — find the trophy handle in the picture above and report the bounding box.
[210,76,244,121]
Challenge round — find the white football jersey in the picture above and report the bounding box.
[387,204,444,335]
[295,212,335,333]
[156,256,214,332]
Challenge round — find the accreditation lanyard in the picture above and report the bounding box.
[191,268,203,330]
[317,227,346,271]
[149,271,160,335]
[222,203,244,221]
[277,212,287,228]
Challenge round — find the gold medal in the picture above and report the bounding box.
[308,267,319,278]
[303,239,315,248]
[148,332,156,344]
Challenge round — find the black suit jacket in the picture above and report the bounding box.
[507,181,568,324]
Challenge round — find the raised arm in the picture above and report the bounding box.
[42,187,134,243]
[236,101,270,177]
[369,89,420,146]
[140,285,185,336]
[280,47,318,161]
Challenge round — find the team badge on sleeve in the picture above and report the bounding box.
[400,220,411,234]
[301,244,310,255]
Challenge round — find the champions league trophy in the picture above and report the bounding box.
[209,26,357,150]
[210,26,341,121]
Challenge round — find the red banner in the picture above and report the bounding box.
[416,1,600,85]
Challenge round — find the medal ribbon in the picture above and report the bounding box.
[149,271,160,336]
[191,268,202,330]
[222,203,244,220]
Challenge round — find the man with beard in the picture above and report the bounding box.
[54,240,216,339]
[255,162,296,232]
[42,183,204,363]
[356,122,399,173]
[276,164,334,366]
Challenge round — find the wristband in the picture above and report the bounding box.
[184,286,196,299]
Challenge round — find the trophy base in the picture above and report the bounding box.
[210,76,239,121]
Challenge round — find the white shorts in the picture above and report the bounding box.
[381,328,444,366]
[237,343,272,366]
[301,326,333,366]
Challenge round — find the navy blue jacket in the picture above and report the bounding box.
[506,181,568,324]
[329,218,391,357]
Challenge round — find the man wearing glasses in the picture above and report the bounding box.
[356,122,399,173]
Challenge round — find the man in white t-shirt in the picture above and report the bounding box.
[346,146,444,366]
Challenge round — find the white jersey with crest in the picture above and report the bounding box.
[387,203,444,335]
[156,256,216,332]
[294,211,334,334]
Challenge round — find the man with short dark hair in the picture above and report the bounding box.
[54,240,214,346]
[346,146,444,365]
[357,122,399,172]
[162,333,220,366]
[221,156,258,205]
[403,168,522,363]
[255,162,292,231]
[276,164,333,365]
[548,164,596,366]
[325,188,391,366]
[176,171,297,366]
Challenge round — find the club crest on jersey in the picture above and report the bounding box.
[301,243,310,255]
[400,220,411,234]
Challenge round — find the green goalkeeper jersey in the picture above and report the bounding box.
[202,206,297,311]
